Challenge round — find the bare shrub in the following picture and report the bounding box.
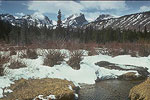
[84,42,99,50]
[67,51,83,70]
[26,49,38,59]
[138,45,150,57]
[0,55,9,76]
[0,66,4,76]
[10,50,17,56]
[87,43,99,56]
[20,49,38,59]
[8,47,17,56]
[8,59,27,69]
[43,50,66,67]
[88,49,98,56]
[95,48,111,56]
[19,50,27,58]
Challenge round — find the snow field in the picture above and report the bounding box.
[0,49,150,98]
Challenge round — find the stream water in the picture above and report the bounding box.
[78,80,143,100]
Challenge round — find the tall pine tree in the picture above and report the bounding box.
[57,9,62,29]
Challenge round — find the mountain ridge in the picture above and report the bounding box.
[1,11,150,31]
[84,11,150,31]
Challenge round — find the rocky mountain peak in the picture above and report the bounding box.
[95,14,114,21]
[0,14,53,27]
[63,13,88,28]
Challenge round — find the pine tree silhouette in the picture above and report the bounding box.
[57,9,62,29]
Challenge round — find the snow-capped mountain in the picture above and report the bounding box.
[63,13,88,28]
[84,11,150,31]
[2,11,150,31]
[95,14,115,21]
[0,14,53,27]
[0,14,16,24]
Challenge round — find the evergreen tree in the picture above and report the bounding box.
[57,9,62,29]
[144,26,148,39]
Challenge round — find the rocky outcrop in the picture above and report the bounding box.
[129,78,150,100]
[0,78,77,100]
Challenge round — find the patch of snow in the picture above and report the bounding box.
[139,18,148,24]
[0,77,14,98]
[47,95,56,99]
[68,85,73,90]
[52,20,57,25]
[74,93,78,99]
[34,94,56,100]
[4,88,13,93]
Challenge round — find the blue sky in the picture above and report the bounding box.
[0,1,150,21]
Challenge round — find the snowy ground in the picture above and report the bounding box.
[0,49,150,98]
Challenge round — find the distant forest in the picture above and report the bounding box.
[0,11,150,45]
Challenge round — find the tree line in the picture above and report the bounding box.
[0,10,150,45]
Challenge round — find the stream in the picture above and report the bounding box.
[78,80,144,100]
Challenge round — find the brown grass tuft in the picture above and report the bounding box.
[20,49,38,59]
[67,51,83,70]
[43,50,66,67]
[1,78,75,100]
[0,55,9,76]
[129,78,150,100]
[10,50,17,56]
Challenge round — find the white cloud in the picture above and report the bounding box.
[16,12,25,16]
[27,1,127,20]
[27,1,83,16]
[139,6,150,12]
[32,12,45,20]
[80,1,127,11]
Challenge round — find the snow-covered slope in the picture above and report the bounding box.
[0,14,53,28]
[1,49,150,98]
[84,11,150,31]
[63,13,88,28]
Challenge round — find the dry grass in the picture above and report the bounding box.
[104,42,150,57]
[0,55,9,76]
[88,48,99,56]
[67,51,83,70]
[129,78,150,100]
[1,40,150,57]
[43,50,66,67]
[8,59,27,69]
[1,78,75,100]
